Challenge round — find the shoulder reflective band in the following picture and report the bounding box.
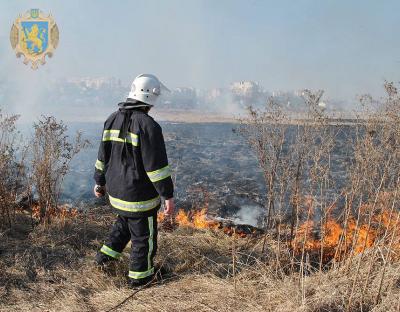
[103,129,122,142]
[102,130,138,146]
[108,195,160,212]
[95,159,105,171]
[147,216,154,270]
[146,165,171,182]
[100,245,121,259]
[128,267,155,279]
[126,132,139,146]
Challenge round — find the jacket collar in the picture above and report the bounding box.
[118,99,153,110]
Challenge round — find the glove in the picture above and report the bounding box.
[94,185,106,197]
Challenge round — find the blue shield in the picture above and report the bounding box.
[20,21,49,55]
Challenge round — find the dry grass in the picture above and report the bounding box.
[0,208,399,312]
[1,84,398,311]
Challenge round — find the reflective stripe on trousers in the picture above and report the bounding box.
[100,244,121,259]
[129,267,154,279]
[129,215,155,279]
[95,159,105,171]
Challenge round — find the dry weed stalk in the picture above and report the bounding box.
[345,82,400,311]
[31,116,90,223]
[0,111,27,228]
[239,83,399,310]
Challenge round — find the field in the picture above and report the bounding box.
[1,206,399,312]
[1,86,399,311]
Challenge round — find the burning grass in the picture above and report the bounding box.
[158,208,263,238]
[157,197,400,269]
[290,195,400,265]
[0,207,399,311]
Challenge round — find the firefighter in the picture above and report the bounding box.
[93,74,175,287]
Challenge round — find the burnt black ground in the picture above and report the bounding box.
[62,122,354,227]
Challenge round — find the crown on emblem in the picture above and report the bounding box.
[30,9,39,18]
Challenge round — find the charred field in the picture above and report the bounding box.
[63,121,352,226]
[1,85,400,312]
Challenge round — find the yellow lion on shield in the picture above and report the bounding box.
[21,24,46,54]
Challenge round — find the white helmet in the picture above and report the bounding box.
[127,74,170,106]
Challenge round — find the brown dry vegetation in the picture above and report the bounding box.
[0,206,399,312]
[0,84,399,311]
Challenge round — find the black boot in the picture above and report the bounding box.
[95,252,115,266]
[128,275,154,289]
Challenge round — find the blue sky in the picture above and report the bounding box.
[0,0,399,101]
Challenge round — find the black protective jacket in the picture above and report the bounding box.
[94,103,174,217]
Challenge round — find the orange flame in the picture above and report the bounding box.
[159,208,250,238]
[31,204,78,220]
[176,209,192,227]
[291,202,400,262]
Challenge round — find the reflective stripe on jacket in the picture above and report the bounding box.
[94,105,173,217]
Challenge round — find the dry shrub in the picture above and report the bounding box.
[342,82,400,309]
[0,111,27,228]
[238,83,399,310]
[31,116,90,223]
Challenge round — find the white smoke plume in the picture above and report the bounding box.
[233,204,264,227]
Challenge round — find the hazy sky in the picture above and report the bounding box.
[1,0,399,101]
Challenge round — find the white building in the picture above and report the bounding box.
[230,81,262,97]
[66,77,122,90]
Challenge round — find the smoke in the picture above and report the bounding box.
[233,204,264,227]
[2,71,53,124]
[0,24,53,123]
[208,91,245,117]
[0,1,385,123]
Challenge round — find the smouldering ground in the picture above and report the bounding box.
[0,208,399,312]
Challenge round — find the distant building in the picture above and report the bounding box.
[66,77,122,90]
[230,81,261,97]
[230,81,266,106]
[161,87,198,109]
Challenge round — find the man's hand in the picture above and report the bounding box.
[164,198,175,216]
[94,185,106,198]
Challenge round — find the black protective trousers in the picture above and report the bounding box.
[100,209,158,280]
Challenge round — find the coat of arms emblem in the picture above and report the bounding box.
[10,9,59,69]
